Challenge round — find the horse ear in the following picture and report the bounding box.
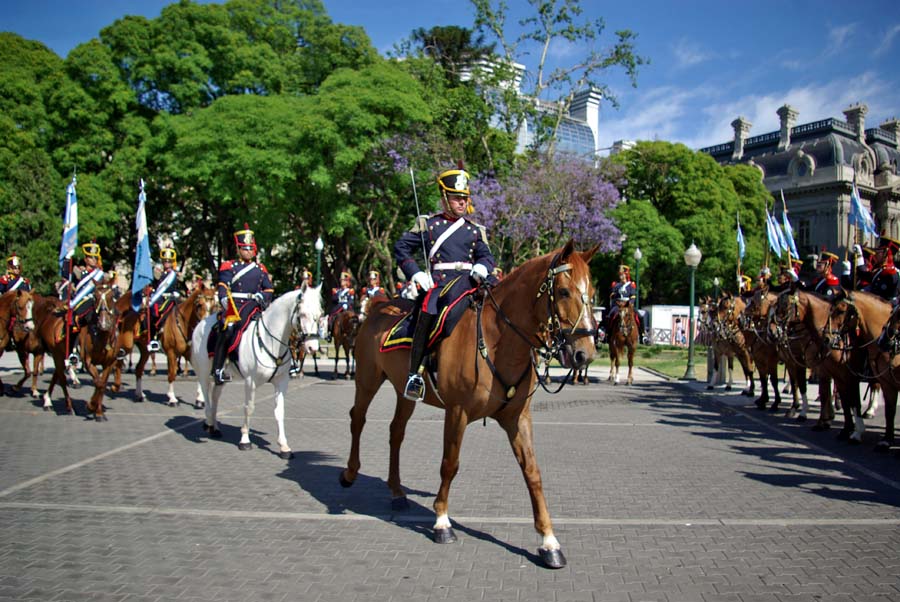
[561,238,576,258]
[579,243,601,263]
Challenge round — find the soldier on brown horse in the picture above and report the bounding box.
[340,240,598,569]
[0,288,35,394]
[160,281,217,406]
[606,265,642,385]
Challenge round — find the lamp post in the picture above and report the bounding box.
[314,236,324,285]
[713,276,720,300]
[682,243,702,380]
[633,247,642,312]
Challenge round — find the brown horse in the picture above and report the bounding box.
[78,284,121,420]
[771,287,866,438]
[160,284,216,406]
[827,291,894,449]
[37,291,93,413]
[289,330,320,377]
[607,299,638,385]
[111,290,151,401]
[10,293,51,398]
[332,309,359,379]
[340,241,598,569]
[712,292,756,396]
[742,288,809,418]
[0,289,35,394]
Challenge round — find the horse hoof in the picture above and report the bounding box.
[391,496,410,511]
[768,405,780,413]
[238,442,252,451]
[433,527,457,544]
[706,385,714,390]
[279,450,294,460]
[195,402,205,410]
[754,399,766,410]
[43,405,51,412]
[725,385,732,391]
[539,547,567,569]
[338,472,354,488]
[167,401,177,408]
[795,415,807,423]
[210,428,222,439]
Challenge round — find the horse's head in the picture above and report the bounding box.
[197,283,218,320]
[826,293,858,351]
[292,282,324,350]
[538,240,599,370]
[93,284,119,332]
[13,289,34,333]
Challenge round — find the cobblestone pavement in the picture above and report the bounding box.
[0,354,898,601]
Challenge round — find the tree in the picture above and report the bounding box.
[613,141,768,302]
[470,0,647,155]
[472,153,623,269]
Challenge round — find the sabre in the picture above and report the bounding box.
[409,166,430,271]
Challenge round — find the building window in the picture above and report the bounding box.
[797,218,811,251]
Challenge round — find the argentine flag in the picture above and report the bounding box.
[736,214,746,260]
[780,191,799,259]
[849,182,876,237]
[58,176,78,274]
[131,180,154,312]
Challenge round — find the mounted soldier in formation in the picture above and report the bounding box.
[212,224,274,385]
[0,253,31,295]
[808,250,842,298]
[361,270,385,300]
[142,246,184,352]
[606,265,647,344]
[394,165,496,402]
[860,236,899,302]
[327,271,356,340]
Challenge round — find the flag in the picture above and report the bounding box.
[58,175,78,274]
[765,209,783,257]
[131,180,154,312]
[848,181,876,237]
[223,289,241,326]
[780,191,799,259]
[736,214,746,260]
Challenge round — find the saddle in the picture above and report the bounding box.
[206,313,257,359]
[380,287,477,354]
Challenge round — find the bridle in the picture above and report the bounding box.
[477,252,594,400]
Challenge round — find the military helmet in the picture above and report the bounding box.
[739,274,752,290]
[160,247,177,267]
[340,271,352,282]
[234,223,257,252]
[82,242,101,258]
[437,163,473,215]
[878,235,900,254]
[7,253,21,268]
[368,270,381,283]
[618,264,631,276]
[818,251,839,265]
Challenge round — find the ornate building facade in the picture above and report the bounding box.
[700,103,900,259]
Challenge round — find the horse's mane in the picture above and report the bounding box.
[299,284,323,317]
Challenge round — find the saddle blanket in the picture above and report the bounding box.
[206,310,259,358]
[380,287,476,353]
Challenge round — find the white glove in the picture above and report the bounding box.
[254,292,265,305]
[760,266,771,277]
[841,260,852,276]
[853,244,863,256]
[219,296,228,309]
[788,270,799,282]
[411,271,433,292]
[470,264,489,282]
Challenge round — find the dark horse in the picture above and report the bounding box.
[607,299,638,385]
[78,284,121,420]
[340,241,598,569]
[332,309,359,379]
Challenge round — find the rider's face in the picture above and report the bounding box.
[445,193,468,218]
[238,246,254,261]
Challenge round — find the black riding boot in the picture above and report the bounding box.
[403,312,436,402]
[212,325,231,385]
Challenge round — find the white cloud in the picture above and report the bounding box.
[875,24,900,56]
[824,23,857,56]
[672,38,710,68]
[598,73,900,152]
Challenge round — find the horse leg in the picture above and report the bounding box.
[433,405,467,545]
[835,380,864,443]
[203,378,223,438]
[238,379,255,450]
[626,344,634,386]
[863,383,880,419]
[875,384,896,452]
[725,356,733,391]
[133,345,148,402]
[31,353,42,398]
[498,408,566,568]
[754,364,769,410]
[89,363,114,421]
[384,395,417,509]
[813,373,833,431]
[740,354,755,397]
[333,342,340,379]
[767,365,781,412]
[166,350,178,407]
[344,344,351,380]
[14,349,29,391]
[339,373,384,488]
[272,377,292,459]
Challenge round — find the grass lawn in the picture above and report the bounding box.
[609,344,710,381]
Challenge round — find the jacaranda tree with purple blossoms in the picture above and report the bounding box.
[471,153,624,270]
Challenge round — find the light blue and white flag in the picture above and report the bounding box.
[736,213,746,260]
[765,209,783,257]
[780,191,799,259]
[131,180,154,312]
[848,181,876,237]
[58,175,78,275]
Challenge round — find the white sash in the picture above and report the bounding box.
[70,268,103,308]
[149,270,177,306]
[6,277,24,292]
[428,218,466,261]
[231,262,257,287]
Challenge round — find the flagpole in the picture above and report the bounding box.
[762,198,770,271]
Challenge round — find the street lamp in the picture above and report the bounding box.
[682,242,702,380]
[314,236,324,285]
[713,276,720,300]
[633,247,642,312]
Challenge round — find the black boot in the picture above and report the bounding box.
[212,325,231,385]
[403,312,436,401]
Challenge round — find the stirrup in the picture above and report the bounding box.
[116,348,128,361]
[148,340,161,352]
[403,373,425,402]
[213,369,231,386]
[67,353,80,369]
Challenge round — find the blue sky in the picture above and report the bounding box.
[7,0,900,152]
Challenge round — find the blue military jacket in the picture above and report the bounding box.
[0,274,31,294]
[864,266,899,301]
[217,259,274,319]
[394,212,495,286]
[609,280,636,303]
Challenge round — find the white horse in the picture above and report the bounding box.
[191,283,323,458]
